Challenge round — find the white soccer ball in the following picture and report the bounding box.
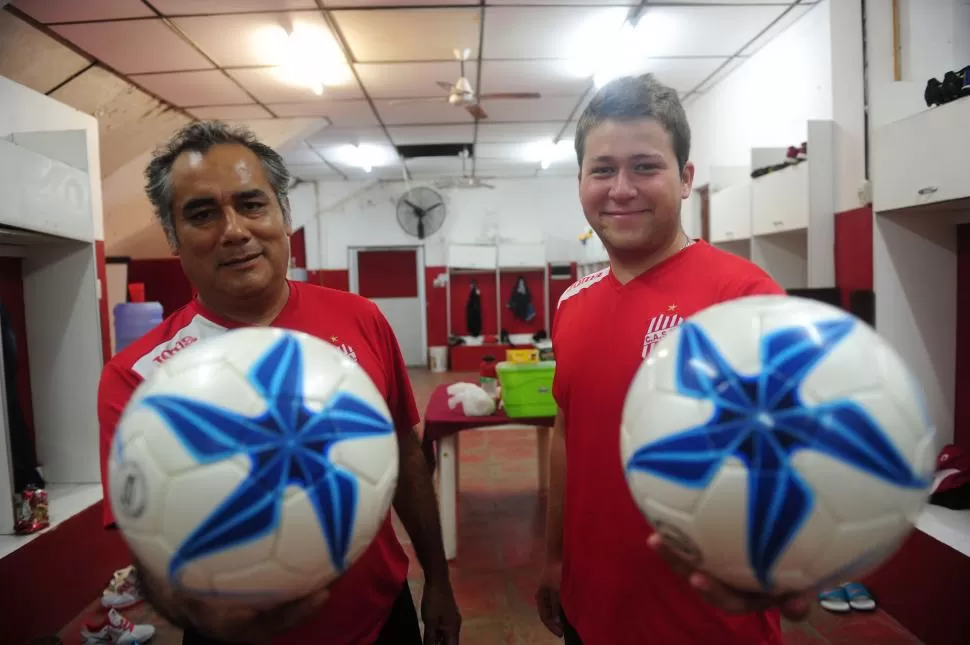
[108,327,399,607]
[620,295,937,595]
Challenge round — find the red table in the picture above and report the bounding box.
[422,382,555,560]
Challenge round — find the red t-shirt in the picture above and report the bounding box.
[552,241,786,645]
[98,281,418,645]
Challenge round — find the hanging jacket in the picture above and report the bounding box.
[465,280,483,337]
[507,275,536,323]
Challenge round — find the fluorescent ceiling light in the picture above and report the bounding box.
[565,9,630,78]
[257,24,351,94]
[524,139,574,169]
[333,144,395,172]
[592,12,679,88]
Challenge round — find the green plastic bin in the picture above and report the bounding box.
[496,360,557,418]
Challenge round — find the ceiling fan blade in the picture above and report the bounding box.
[387,97,444,105]
[476,92,542,100]
[466,103,488,120]
[436,81,454,91]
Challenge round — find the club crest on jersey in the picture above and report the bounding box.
[642,311,684,358]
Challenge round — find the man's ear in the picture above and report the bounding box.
[681,161,695,199]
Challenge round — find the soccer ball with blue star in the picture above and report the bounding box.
[620,295,938,595]
[108,327,399,606]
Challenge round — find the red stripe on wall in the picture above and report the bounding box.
[95,241,112,364]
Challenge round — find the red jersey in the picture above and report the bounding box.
[552,241,786,645]
[98,281,417,645]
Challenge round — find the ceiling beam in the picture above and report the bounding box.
[470,0,486,177]
[313,0,411,181]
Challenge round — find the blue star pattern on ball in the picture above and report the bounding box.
[626,317,929,590]
[138,335,394,586]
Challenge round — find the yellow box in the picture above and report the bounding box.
[506,348,539,364]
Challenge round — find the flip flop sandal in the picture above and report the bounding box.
[844,582,876,611]
[818,586,851,613]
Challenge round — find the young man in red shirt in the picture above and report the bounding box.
[98,122,461,645]
[535,74,811,644]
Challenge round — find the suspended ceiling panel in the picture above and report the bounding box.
[4,0,816,179]
[0,11,90,94]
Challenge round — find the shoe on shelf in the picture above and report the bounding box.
[785,145,800,164]
[80,609,155,644]
[818,586,851,613]
[102,566,143,610]
[925,77,944,106]
[942,70,963,103]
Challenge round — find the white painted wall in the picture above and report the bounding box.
[307,177,589,269]
[0,78,106,531]
[687,1,833,190]
[866,0,970,130]
[868,0,970,448]
[0,76,104,241]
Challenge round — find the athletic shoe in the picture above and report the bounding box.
[80,609,155,644]
[101,566,143,610]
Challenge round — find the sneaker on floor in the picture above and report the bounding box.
[81,609,155,644]
[843,581,876,611]
[818,586,850,613]
[102,566,143,610]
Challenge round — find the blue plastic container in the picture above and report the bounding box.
[114,302,163,353]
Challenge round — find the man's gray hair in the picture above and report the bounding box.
[574,73,691,171]
[145,121,292,246]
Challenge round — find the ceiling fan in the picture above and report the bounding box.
[391,48,541,120]
[434,148,495,190]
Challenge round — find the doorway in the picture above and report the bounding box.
[349,246,427,367]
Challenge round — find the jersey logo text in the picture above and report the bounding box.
[642,313,684,358]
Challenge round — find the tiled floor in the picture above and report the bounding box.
[58,369,922,645]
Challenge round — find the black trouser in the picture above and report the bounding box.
[562,608,584,645]
[181,581,422,645]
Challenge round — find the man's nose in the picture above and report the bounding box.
[609,170,637,201]
[221,208,251,244]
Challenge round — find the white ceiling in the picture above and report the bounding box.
[8,0,816,181]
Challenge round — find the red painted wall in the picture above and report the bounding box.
[833,206,874,308]
[308,269,350,292]
[955,224,970,447]
[358,250,418,298]
[95,242,112,364]
[0,257,35,443]
[290,228,307,269]
[299,263,577,350]
[127,258,194,317]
